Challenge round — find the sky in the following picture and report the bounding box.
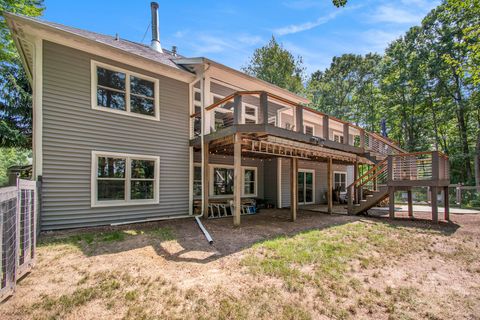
[42,0,440,75]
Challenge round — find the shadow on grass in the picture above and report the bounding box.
[38,208,461,265]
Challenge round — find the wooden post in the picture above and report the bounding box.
[343,123,349,145]
[323,116,329,140]
[327,157,333,214]
[233,94,242,125]
[431,186,438,223]
[354,161,359,203]
[290,157,298,221]
[389,187,395,219]
[233,133,242,226]
[203,142,210,219]
[258,92,268,125]
[359,129,365,149]
[456,183,461,205]
[295,106,303,133]
[407,189,413,218]
[443,186,449,221]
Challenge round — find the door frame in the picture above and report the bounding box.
[298,168,315,205]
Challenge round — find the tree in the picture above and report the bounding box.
[0,0,44,148]
[242,36,305,94]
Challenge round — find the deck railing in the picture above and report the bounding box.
[347,151,450,210]
[190,90,404,157]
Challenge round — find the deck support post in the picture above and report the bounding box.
[431,186,438,223]
[233,133,242,226]
[323,116,329,140]
[258,92,268,124]
[443,186,449,221]
[290,157,298,221]
[407,189,413,218]
[203,142,210,219]
[389,187,395,219]
[327,157,333,214]
[354,161,359,203]
[295,106,303,133]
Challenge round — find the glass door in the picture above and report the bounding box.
[298,170,314,204]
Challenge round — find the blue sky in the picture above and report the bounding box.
[43,0,439,74]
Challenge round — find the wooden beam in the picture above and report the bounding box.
[203,141,210,219]
[327,157,333,214]
[431,186,438,223]
[233,133,242,226]
[443,186,449,221]
[407,189,413,218]
[389,187,395,219]
[291,157,298,221]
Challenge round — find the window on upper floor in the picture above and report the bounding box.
[92,61,160,120]
[304,124,314,136]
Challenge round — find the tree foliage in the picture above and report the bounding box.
[242,36,305,94]
[305,1,479,184]
[0,0,44,148]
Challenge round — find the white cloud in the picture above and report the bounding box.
[360,29,404,52]
[274,10,341,36]
[368,5,425,24]
[274,4,362,36]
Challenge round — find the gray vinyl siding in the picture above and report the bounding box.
[41,41,190,230]
[278,158,353,208]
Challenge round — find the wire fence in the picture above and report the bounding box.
[0,178,38,302]
[393,185,480,209]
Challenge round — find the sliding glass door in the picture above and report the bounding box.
[298,170,314,204]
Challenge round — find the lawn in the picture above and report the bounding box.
[1,210,479,320]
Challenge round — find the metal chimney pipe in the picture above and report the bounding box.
[150,2,163,53]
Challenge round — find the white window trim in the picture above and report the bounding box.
[242,102,258,124]
[91,151,160,207]
[333,132,344,143]
[304,123,315,136]
[298,169,315,205]
[91,60,160,121]
[333,171,347,191]
[209,164,258,198]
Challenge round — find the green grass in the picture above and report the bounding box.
[242,221,435,290]
[38,226,176,251]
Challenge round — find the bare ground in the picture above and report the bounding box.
[1,208,479,320]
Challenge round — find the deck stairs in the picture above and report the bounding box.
[347,151,450,215]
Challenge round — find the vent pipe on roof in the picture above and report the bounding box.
[150,2,163,53]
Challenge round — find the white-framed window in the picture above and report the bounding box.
[211,93,234,131]
[209,165,257,197]
[193,164,202,197]
[91,151,160,207]
[334,171,347,192]
[243,167,257,196]
[91,60,160,121]
[242,103,258,124]
[304,124,314,136]
[333,133,344,144]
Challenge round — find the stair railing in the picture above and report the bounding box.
[347,159,388,212]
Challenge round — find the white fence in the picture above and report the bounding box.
[0,179,38,302]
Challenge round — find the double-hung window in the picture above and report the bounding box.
[243,103,258,124]
[334,171,347,192]
[210,165,257,197]
[92,151,160,207]
[92,61,160,120]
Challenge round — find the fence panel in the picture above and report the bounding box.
[0,179,38,302]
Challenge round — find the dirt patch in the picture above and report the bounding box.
[1,209,479,319]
